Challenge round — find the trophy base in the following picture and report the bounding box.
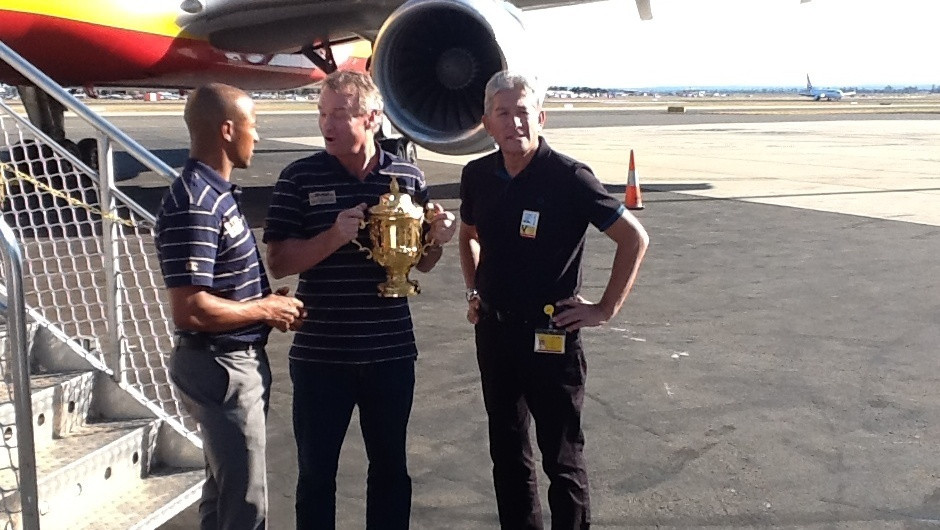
[377,279,421,298]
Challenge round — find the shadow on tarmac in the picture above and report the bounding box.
[114,148,188,181]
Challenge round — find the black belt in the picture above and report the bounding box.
[175,334,264,355]
[478,301,548,326]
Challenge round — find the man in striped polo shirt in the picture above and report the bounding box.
[155,83,305,530]
[264,71,456,529]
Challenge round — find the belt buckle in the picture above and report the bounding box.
[176,334,205,351]
[494,308,527,325]
[176,334,241,354]
[211,340,247,354]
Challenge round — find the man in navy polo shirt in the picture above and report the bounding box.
[264,71,456,529]
[155,83,304,530]
[458,71,650,529]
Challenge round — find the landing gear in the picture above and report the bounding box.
[77,138,98,171]
[4,139,99,238]
[379,137,418,164]
[17,84,99,170]
[9,86,100,237]
[301,43,338,74]
[376,116,417,164]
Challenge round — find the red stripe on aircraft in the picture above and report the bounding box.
[0,10,322,89]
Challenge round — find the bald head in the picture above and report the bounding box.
[184,83,250,139]
[184,83,258,176]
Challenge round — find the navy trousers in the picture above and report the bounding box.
[290,357,415,530]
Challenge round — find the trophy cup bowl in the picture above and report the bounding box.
[353,179,433,297]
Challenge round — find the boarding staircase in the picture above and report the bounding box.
[0,42,204,528]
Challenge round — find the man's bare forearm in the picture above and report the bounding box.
[170,287,296,332]
[458,223,480,289]
[267,228,346,279]
[597,214,649,319]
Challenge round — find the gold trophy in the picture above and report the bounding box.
[352,178,434,297]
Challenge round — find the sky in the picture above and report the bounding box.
[521,0,940,89]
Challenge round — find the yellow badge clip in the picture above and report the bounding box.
[534,304,565,354]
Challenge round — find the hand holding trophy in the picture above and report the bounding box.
[352,178,435,297]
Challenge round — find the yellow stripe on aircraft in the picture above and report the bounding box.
[1,0,188,38]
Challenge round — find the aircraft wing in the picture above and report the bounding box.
[177,0,653,155]
[179,0,652,53]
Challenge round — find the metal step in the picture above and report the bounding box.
[75,468,204,530]
[0,322,204,529]
[0,419,203,530]
[0,371,95,450]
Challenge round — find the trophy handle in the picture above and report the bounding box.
[419,204,437,256]
[351,218,373,259]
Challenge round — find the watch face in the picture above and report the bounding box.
[466,289,478,302]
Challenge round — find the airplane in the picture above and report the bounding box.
[0,1,380,165]
[799,75,856,101]
[0,0,661,167]
[0,0,806,160]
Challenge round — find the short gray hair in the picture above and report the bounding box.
[322,70,384,116]
[483,71,543,115]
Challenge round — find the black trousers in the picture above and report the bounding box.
[474,314,590,530]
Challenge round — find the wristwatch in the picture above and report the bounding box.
[465,288,480,302]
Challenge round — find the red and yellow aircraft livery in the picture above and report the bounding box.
[0,0,370,90]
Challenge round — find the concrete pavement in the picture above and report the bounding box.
[88,105,940,529]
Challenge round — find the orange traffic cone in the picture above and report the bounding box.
[625,149,644,210]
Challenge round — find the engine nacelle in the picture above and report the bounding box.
[372,0,535,155]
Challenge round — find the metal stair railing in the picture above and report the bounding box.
[0,217,40,530]
[0,39,200,451]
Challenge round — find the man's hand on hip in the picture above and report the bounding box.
[553,295,612,332]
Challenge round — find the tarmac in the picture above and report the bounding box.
[66,99,940,528]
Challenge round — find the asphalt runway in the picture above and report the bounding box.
[64,102,940,528]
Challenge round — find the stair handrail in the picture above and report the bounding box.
[0,218,40,530]
[0,38,200,438]
[0,39,178,183]
[0,37,182,383]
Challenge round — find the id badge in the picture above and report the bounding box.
[520,210,539,238]
[534,329,566,354]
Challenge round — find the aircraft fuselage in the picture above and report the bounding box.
[0,0,328,90]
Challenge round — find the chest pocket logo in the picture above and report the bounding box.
[223,215,245,238]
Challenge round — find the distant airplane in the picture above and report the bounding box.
[799,75,856,101]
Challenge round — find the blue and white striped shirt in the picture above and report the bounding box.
[263,149,428,364]
[155,159,272,344]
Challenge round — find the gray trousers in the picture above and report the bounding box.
[170,342,271,530]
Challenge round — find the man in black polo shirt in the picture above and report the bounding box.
[263,71,456,529]
[458,71,649,529]
[155,83,304,530]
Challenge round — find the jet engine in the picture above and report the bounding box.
[371,0,534,155]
